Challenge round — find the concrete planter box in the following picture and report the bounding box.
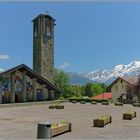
[51,122,71,137]
[123,111,136,120]
[94,115,112,127]
[37,122,71,139]
[133,103,140,107]
[102,102,109,105]
[49,105,64,109]
[114,102,123,106]
[49,105,56,109]
[55,105,64,109]
[91,101,97,105]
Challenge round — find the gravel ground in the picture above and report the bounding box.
[0,103,139,140]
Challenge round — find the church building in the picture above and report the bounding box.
[0,14,61,103]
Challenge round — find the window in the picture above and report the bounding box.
[122,85,124,89]
[121,80,123,83]
[115,86,118,91]
[47,27,51,37]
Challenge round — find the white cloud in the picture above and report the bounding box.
[0,54,9,61]
[59,62,70,70]
[0,68,4,72]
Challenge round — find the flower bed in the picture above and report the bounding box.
[114,102,123,106]
[123,111,136,120]
[51,122,71,137]
[102,102,109,105]
[93,115,112,127]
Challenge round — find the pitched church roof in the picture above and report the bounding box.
[0,64,61,92]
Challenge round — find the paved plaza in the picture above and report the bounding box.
[0,103,140,139]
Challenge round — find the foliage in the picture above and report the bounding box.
[53,69,70,91]
[85,83,106,97]
[80,101,86,104]
[68,97,109,103]
[91,101,97,104]
[62,85,82,98]
[85,83,93,97]
[53,69,107,99]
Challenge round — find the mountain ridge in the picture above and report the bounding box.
[68,61,140,85]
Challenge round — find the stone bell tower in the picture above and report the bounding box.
[32,14,55,81]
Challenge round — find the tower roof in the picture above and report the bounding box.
[32,14,56,22]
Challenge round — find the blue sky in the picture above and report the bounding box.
[0,2,140,72]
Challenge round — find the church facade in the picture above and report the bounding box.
[0,64,61,103]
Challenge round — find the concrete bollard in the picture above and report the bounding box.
[37,122,52,139]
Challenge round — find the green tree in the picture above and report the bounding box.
[98,83,107,92]
[85,83,105,97]
[53,69,69,91]
[91,84,105,96]
[85,83,93,97]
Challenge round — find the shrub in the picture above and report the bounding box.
[68,97,108,103]
[72,100,77,103]
[91,101,97,105]
[80,101,86,104]
[52,100,64,104]
[59,96,65,100]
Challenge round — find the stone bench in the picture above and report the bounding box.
[93,115,112,127]
[123,111,136,120]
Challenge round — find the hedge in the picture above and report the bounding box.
[68,97,109,103]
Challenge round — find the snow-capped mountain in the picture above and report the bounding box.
[81,61,140,84]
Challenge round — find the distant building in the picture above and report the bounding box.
[108,77,137,103]
[32,14,55,82]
